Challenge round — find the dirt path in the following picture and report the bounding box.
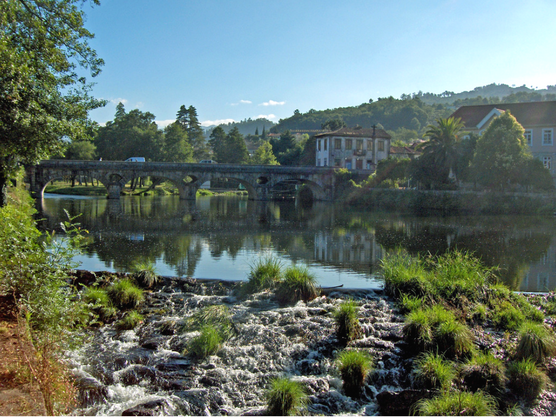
[0,296,46,416]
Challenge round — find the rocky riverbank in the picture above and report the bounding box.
[69,275,556,416]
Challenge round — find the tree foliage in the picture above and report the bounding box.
[250,141,279,165]
[0,0,105,205]
[471,111,532,190]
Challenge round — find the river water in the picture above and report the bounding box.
[39,193,556,292]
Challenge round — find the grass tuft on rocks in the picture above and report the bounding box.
[265,376,308,416]
[333,299,361,345]
[414,390,498,416]
[515,321,556,363]
[186,324,223,359]
[107,279,144,310]
[434,318,475,360]
[460,352,507,396]
[187,305,234,341]
[275,265,320,305]
[115,310,143,330]
[336,349,373,398]
[241,256,283,295]
[131,261,160,288]
[413,352,455,391]
[507,358,549,403]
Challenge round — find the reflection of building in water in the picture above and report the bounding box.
[520,243,556,292]
[314,231,383,270]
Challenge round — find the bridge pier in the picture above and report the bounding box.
[107,184,123,199]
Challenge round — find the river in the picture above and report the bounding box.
[39,193,556,292]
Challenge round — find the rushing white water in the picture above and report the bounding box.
[67,278,408,415]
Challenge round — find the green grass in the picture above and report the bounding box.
[241,256,283,294]
[492,300,525,331]
[515,321,556,363]
[186,324,223,359]
[434,319,475,360]
[413,352,455,391]
[115,310,143,330]
[414,390,498,416]
[507,358,549,403]
[381,252,431,299]
[336,350,373,398]
[460,352,507,396]
[397,294,424,314]
[403,308,433,351]
[107,279,144,309]
[82,287,117,323]
[275,265,320,305]
[265,376,308,416]
[333,299,361,345]
[131,261,160,288]
[187,305,234,341]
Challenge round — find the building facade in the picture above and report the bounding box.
[450,101,556,176]
[314,127,391,170]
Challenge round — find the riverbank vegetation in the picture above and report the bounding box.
[381,250,556,414]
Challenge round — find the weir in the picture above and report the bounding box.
[25,160,346,201]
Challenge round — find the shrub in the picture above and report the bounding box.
[115,310,143,330]
[515,321,556,363]
[492,300,525,331]
[242,256,283,294]
[333,299,361,345]
[415,390,498,416]
[265,376,308,416]
[460,352,507,396]
[507,358,548,403]
[434,319,475,360]
[187,324,223,359]
[107,279,144,309]
[275,265,320,305]
[131,261,159,288]
[336,350,373,398]
[471,303,488,324]
[413,352,455,391]
[403,308,433,351]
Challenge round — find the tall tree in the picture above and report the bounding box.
[163,123,193,162]
[95,104,163,161]
[250,141,279,165]
[208,126,227,162]
[471,111,533,190]
[0,0,105,205]
[223,127,249,164]
[421,117,465,183]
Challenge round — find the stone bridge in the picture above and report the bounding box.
[26,160,357,201]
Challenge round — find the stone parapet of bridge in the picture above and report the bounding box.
[26,160,349,201]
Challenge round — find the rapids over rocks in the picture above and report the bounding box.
[67,276,409,415]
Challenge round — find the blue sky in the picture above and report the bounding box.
[83,0,556,128]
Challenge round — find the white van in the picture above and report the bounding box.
[125,157,145,162]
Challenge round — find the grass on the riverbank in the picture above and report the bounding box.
[381,250,556,415]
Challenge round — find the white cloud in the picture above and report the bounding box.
[109,98,128,105]
[155,119,174,128]
[260,100,285,106]
[134,101,144,109]
[256,114,277,120]
[201,118,236,127]
[231,99,252,106]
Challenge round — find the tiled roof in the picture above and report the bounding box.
[314,127,391,139]
[450,101,556,128]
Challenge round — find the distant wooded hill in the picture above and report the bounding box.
[204,118,276,137]
[271,83,556,137]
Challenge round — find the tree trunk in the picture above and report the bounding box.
[0,172,8,207]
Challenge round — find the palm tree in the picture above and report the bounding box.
[421,117,465,183]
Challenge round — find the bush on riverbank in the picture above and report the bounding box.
[0,182,84,413]
[333,299,362,345]
[336,349,373,398]
[275,265,320,305]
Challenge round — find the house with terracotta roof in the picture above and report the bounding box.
[314,126,391,170]
[450,101,556,176]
